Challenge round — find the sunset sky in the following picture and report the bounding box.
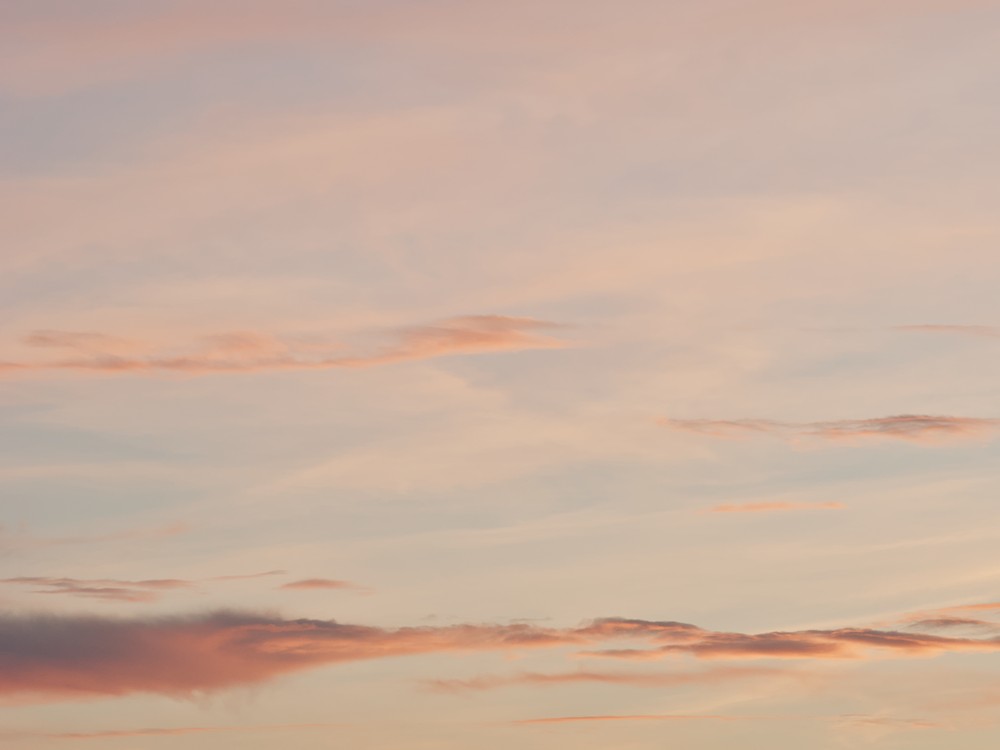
[2,1,1000,747]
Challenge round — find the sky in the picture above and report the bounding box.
[1,0,1000,747]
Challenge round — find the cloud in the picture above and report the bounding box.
[425,665,786,692]
[3,612,999,702]
[209,570,288,582]
[513,713,941,728]
[0,570,293,603]
[513,714,753,725]
[708,501,846,514]
[0,577,193,603]
[660,415,1000,443]
[280,579,358,591]
[1,723,342,742]
[0,611,582,701]
[0,316,566,377]
[895,325,1000,339]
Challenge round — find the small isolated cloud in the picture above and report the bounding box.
[1,316,567,377]
[708,501,846,514]
[660,415,1000,444]
[895,325,1000,339]
[279,578,358,591]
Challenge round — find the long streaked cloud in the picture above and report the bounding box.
[1,723,342,742]
[659,415,1000,443]
[425,665,787,692]
[0,577,193,603]
[512,713,941,728]
[3,612,1000,702]
[279,578,359,591]
[513,713,754,725]
[0,316,566,377]
[0,570,300,603]
[708,501,846,514]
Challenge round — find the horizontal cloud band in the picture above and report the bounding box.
[2,610,998,702]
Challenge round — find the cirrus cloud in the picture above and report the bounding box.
[659,415,1000,443]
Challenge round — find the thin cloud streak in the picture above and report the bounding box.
[660,415,1000,443]
[425,665,787,692]
[0,316,566,377]
[0,570,301,603]
[0,577,193,603]
[1,723,343,742]
[280,579,358,591]
[513,714,753,725]
[708,502,846,514]
[895,325,1000,338]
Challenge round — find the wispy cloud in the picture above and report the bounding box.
[513,713,754,725]
[708,501,846,514]
[0,316,566,377]
[1,723,342,742]
[513,712,941,728]
[0,577,193,603]
[660,415,1000,443]
[3,612,999,702]
[0,522,190,554]
[279,579,359,591]
[425,665,786,692]
[0,570,298,603]
[895,325,1000,339]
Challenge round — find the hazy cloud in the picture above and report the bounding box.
[895,325,1000,339]
[1,316,566,377]
[708,502,846,514]
[660,415,1000,443]
[279,579,358,591]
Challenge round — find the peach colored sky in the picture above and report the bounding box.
[2,1,1000,747]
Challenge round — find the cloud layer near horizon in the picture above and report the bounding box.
[3,611,999,702]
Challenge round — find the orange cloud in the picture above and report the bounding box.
[708,501,846,514]
[3,612,999,703]
[660,415,1000,443]
[0,316,566,377]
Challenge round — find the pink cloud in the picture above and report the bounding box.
[425,665,786,692]
[660,415,1000,444]
[2,612,999,702]
[0,316,566,377]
